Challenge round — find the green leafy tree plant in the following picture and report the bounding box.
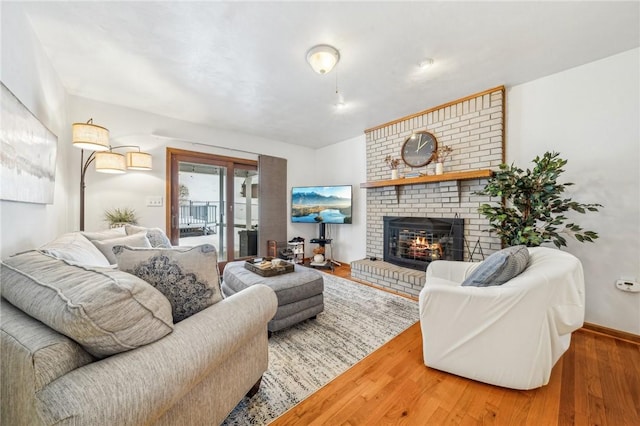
[476,151,602,248]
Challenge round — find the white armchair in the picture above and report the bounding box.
[418,247,585,390]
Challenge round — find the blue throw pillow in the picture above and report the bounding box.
[461,245,529,287]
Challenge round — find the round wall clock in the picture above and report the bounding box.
[401,131,438,167]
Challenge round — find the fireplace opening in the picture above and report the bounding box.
[383,216,464,271]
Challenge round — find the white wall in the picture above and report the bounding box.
[297,134,367,263]
[507,48,640,335]
[0,4,71,258]
[68,96,316,235]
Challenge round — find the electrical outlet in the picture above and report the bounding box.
[146,196,163,207]
[615,279,640,293]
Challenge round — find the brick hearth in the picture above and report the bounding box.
[350,259,425,297]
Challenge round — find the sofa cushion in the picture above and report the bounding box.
[125,225,172,248]
[1,251,174,358]
[81,227,127,241]
[39,233,110,267]
[114,245,223,322]
[461,245,530,287]
[91,232,152,264]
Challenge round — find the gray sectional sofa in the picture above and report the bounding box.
[1,229,278,425]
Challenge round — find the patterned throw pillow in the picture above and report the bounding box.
[91,232,152,264]
[114,244,222,322]
[124,225,172,248]
[461,245,530,287]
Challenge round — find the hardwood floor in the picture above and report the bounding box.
[272,264,640,425]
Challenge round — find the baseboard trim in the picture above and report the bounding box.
[582,322,640,344]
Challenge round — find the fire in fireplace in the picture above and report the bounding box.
[383,216,464,271]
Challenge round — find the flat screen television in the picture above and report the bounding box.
[291,185,352,224]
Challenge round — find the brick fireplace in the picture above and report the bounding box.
[351,87,505,297]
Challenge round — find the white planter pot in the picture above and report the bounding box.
[391,169,399,180]
[435,162,444,175]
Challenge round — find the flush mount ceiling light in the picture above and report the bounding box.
[306,44,340,74]
[419,58,435,69]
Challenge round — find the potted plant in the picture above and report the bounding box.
[434,145,453,175]
[476,151,602,248]
[104,207,139,228]
[385,155,400,179]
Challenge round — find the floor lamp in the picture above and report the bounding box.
[72,119,152,231]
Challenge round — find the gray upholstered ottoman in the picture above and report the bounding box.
[222,261,324,333]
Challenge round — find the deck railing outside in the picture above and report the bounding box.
[179,201,218,235]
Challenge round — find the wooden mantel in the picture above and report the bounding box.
[360,169,493,189]
[360,169,493,203]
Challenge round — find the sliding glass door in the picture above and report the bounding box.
[177,161,227,257]
[167,148,258,263]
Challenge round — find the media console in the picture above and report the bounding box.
[308,223,341,271]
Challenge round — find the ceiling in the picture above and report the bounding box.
[18,1,640,148]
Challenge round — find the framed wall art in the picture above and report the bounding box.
[1,82,58,204]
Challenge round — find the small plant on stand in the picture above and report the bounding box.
[385,155,400,179]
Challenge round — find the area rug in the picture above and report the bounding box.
[222,272,419,425]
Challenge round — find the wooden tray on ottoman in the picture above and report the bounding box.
[244,258,295,277]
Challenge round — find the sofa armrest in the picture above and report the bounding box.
[425,259,480,283]
[1,299,96,426]
[35,284,277,425]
